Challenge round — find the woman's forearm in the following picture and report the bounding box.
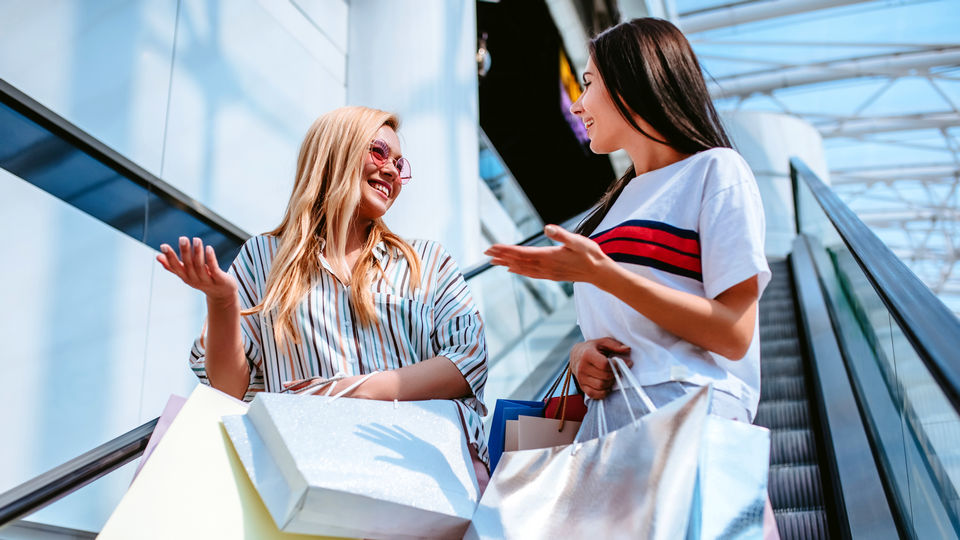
[203,295,250,399]
[346,356,473,401]
[593,260,758,360]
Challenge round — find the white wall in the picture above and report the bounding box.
[346,0,483,267]
[721,111,830,258]
[0,0,348,532]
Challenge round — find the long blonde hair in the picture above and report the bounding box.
[245,106,421,347]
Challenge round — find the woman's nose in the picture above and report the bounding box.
[380,161,399,181]
[569,95,583,116]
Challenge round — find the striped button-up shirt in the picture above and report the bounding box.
[189,234,490,462]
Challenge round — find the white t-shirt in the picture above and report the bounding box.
[573,148,771,420]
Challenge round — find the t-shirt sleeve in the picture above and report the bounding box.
[698,155,771,300]
[428,244,489,415]
[188,237,266,401]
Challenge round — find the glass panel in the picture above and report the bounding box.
[479,130,544,238]
[0,168,153,532]
[796,177,960,538]
[467,238,579,415]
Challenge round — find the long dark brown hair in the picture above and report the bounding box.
[576,18,731,236]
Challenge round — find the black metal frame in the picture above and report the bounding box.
[791,158,960,412]
[0,77,249,267]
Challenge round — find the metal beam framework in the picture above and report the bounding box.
[816,112,960,138]
[680,0,960,314]
[709,47,960,99]
[679,0,873,34]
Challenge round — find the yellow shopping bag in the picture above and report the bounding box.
[99,384,343,539]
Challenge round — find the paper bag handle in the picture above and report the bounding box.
[325,371,381,401]
[572,356,656,450]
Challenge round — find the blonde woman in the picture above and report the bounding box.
[156,106,491,482]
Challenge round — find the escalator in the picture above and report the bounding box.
[3,74,960,539]
[757,259,829,538]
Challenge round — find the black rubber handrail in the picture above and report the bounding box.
[791,158,960,412]
[0,419,158,526]
[0,77,248,242]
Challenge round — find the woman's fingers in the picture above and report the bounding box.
[178,237,197,280]
[204,245,222,280]
[157,244,185,276]
[192,237,205,270]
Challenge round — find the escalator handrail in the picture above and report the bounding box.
[791,158,960,412]
[0,419,158,526]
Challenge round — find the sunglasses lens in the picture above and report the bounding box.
[398,158,411,181]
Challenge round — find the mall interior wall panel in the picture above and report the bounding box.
[287,0,350,56]
[723,111,830,258]
[0,0,178,177]
[347,0,483,266]
[140,264,205,427]
[0,169,154,532]
[160,0,348,237]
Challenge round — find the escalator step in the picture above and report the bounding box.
[770,429,817,466]
[761,355,804,378]
[759,299,796,313]
[761,325,800,342]
[769,464,824,509]
[761,376,807,401]
[755,400,810,430]
[774,509,828,540]
[760,339,802,357]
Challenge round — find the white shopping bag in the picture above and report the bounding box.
[222,384,480,539]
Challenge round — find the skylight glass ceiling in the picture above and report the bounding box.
[678,0,960,314]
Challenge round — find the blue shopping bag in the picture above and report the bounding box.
[488,399,545,473]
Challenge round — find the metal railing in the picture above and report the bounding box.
[792,158,960,412]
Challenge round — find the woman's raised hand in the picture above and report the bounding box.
[570,337,632,400]
[157,237,237,302]
[484,225,611,284]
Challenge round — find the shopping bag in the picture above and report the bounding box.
[468,380,711,539]
[469,356,771,540]
[542,366,587,423]
[221,374,481,539]
[132,393,186,480]
[487,398,544,472]
[100,384,334,539]
[514,414,581,451]
[687,415,770,539]
[508,366,584,452]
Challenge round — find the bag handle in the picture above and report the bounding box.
[324,371,381,401]
[572,356,656,452]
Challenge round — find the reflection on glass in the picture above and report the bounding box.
[479,129,544,239]
[467,237,579,415]
[796,178,960,538]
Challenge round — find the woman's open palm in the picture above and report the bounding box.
[157,237,237,302]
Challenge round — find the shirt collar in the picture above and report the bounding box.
[317,239,393,277]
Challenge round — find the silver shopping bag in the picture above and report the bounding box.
[467,380,711,540]
[222,375,480,540]
[687,414,770,539]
